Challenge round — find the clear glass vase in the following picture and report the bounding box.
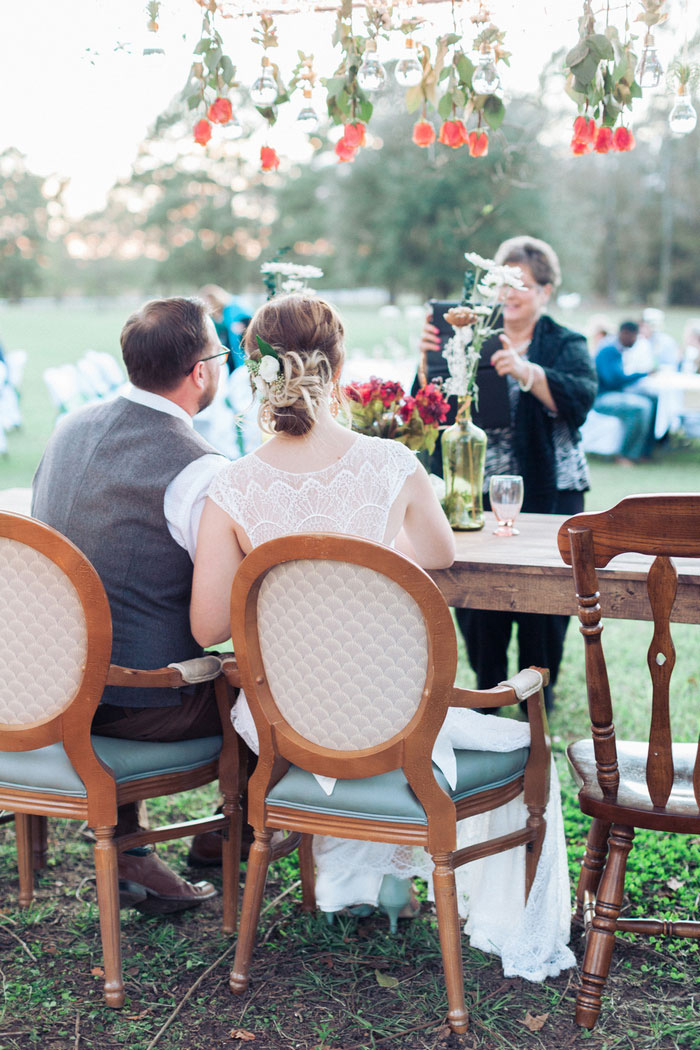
[441,398,487,530]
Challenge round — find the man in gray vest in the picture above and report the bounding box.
[32,297,229,914]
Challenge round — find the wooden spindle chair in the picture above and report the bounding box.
[558,493,700,1029]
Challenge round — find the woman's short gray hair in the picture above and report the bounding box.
[494,236,562,289]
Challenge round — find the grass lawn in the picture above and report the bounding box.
[1,300,699,1049]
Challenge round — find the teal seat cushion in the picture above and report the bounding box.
[266,747,530,825]
[0,735,223,798]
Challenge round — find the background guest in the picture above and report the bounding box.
[681,318,700,374]
[637,307,681,371]
[198,285,251,373]
[594,320,656,464]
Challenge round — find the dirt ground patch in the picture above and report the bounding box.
[1,829,698,1050]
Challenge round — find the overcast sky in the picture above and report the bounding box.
[1,0,686,216]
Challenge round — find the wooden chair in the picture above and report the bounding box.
[558,494,700,1029]
[223,533,551,1033]
[0,511,245,1007]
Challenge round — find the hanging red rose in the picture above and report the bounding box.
[207,97,233,124]
[193,119,212,146]
[467,130,489,157]
[613,126,635,152]
[438,119,467,148]
[594,126,614,153]
[335,138,357,163]
[570,115,597,154]
[572,115,597,144]
[343,122,367,149]
[260,146,280,171]
[412,119,436,147]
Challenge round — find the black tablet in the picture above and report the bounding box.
[428,300,511,430]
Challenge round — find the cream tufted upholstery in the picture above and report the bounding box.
[0,537,87,725]
[257,560,427,750]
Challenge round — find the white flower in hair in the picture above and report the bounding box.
[253,375,267,393]
[259,355,281,382]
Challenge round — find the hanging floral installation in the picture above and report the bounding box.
[564,0,644,154]
[140,0,696,172]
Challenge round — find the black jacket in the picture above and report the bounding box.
[514,315,597,513]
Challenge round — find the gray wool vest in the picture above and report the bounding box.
[31,397,218,708]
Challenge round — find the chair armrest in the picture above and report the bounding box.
[450,683,521,709]
[220,654,242,690]
[498,667,548,699]
[106,654,224,689]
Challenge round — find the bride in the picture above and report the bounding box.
[190,292,574,982]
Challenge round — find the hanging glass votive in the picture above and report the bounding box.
[471,49,501,95]
[639,35,663,89]
[250,57,278,106]
[395,38,422,87]
[142,1,165,58]
[297,88,319,130]
[669,85,698,134]
[357,39,386,91]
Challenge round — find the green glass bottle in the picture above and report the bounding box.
[441,398,487,531]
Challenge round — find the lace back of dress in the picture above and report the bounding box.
[256,559,428,750]
[208,435,418,549]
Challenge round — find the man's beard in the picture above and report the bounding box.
[197,372,218,413]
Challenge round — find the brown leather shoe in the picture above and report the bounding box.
[187,829,301,868]
[118,848,217,915]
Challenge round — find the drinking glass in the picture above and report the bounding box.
[489,474,524,536]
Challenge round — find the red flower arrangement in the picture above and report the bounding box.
[412,119,436,148]
[193,119,212,146]
[343,377,449,454]
[570,116,635,155]
[438,119,467,148]
[207,96,233,124]
[260,146,280,172]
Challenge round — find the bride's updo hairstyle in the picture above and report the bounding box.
[244,293,345,436]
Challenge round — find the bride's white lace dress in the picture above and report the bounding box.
[209,432,574,981]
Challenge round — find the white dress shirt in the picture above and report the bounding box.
[122,386,227,561]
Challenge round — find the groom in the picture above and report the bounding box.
[31,297,232,913]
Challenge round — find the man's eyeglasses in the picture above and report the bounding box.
[184,348,230,375]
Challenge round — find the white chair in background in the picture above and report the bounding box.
[579,410,624,457]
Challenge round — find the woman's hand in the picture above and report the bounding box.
[419,313,442,355]
[417,313,442,388]
[491,334,558,412]
[490,334,530,384]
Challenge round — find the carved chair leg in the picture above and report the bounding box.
[93,826,125,1008]
[524,807,546,901]
[221,791,241,935]
[576,824,634,1029]
[575,819,611,924]
[298,834,316,913]
[31,815,48,870]
[230,830,272,995]
[432,853,468,1035]
[15,813,34,908]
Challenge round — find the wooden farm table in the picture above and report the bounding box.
[429,512,700,624]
